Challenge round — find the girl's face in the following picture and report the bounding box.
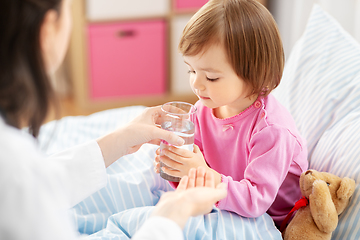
[183,43,257,119]
[41,0,72,74]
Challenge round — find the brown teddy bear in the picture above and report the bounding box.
[282,169,356,240]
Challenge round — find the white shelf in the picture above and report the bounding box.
[86,0,170,21]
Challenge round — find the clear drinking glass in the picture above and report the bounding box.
[159,101,197,182]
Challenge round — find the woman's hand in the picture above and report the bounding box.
[154,144,222,186]
[151,167,227,228]
[97,106,185,167]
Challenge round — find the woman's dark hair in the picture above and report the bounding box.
[0,0,61,137]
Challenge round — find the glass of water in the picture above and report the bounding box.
[159,101,197,182]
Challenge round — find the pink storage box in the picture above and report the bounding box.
[87,20,167,100]
[174,0,208,10]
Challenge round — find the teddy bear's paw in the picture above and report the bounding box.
[337,177,356,200]
[312,180,330,195]
[310,180,339,233]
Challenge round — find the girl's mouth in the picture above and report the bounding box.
[199,95,210,100]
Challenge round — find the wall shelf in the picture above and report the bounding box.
[66,0,267,112]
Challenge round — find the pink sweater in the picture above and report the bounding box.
[171,94,308,227]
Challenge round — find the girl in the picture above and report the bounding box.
[0,0,226,239]
[155,0,309,227]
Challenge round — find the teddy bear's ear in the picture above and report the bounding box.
[337,177,356,200]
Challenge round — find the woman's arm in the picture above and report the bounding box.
[97,106,185,168]
[47,106,185,208]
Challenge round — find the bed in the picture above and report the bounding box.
[38,5,360,240]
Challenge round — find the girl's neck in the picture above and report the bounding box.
[213,94,259,119]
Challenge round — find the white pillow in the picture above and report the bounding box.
[273,5,360,239]
[312,110,360,240]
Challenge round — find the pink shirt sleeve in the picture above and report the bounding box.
[216,125,303,218]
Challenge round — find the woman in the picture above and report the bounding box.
[0,0,227,239]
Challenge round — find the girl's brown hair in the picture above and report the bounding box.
[179,0,285,97]
[0,0,61,137]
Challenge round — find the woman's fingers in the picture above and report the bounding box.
[152,127,185,147]
[187,168,196,188]
[177,175,189,191]
[204,169,215,188]
[195,167,206,187]
[147,139,161,146]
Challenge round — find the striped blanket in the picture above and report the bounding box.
[38,106,281,240]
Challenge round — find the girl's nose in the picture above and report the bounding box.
[192,74,205,91]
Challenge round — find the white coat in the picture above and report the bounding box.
[0,117,183,240]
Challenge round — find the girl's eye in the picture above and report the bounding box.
[206,77,219,82]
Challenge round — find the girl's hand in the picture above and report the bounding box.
[153,148,161,174]
[154,144,206,176]
[155,144,222,186]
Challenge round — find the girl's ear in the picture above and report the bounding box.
[39,9,58,70]
[337,177,356,200]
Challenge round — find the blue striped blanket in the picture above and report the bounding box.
[38,106,282,240]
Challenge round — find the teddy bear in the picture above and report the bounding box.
[282,169,356,240]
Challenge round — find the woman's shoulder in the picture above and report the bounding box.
[0,118,41,168]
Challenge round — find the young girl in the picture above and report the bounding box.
[155,0,308,228]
